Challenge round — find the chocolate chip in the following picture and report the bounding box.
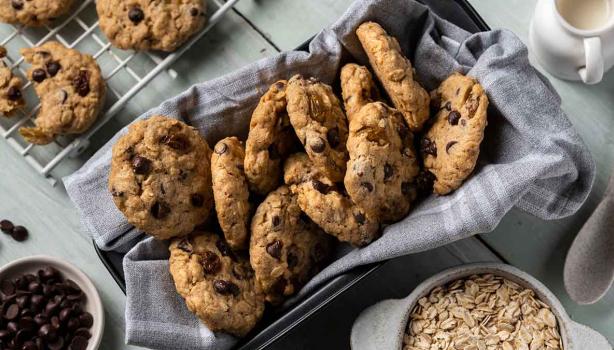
[46,61,61,77]
[444,101,451,111]
[70,335,88,350]
[326,128,340,148]
[268,144,280,160]
[271,215,281,227]
[177,239,192,253]
[11,0,23,10]
[200,251,221,274]
[150,201,170,219]
[214,142,227,155]
[266,240,283,260]
[212,280,239,296]
[38,267,59,282]
[448,111,461,125]
[27,281,42,294]
[215,239,235,260]
[11,226,28,242]
[446,141,458,154]
[1,279,15,296]
[78,312,93,328]
[161,134,189,151]
[421,138,437,157]
[311,180,330,194]
[128,7,144,24]
[309,137,326,153]
[22,341,37,350]
[384,164,394,180]
[361,182,373,192]
[4,303,19,320]
[72,70,90,97]
[190,194,204,207]
[286,245,300,268]
[190,7,199,16]
[0,219,14,234]
[47,336,64,350]
[354,212,365,225]
[74,328,91,339]
[7,86,21,101]
[132,155,151,175]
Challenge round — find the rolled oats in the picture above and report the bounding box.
[403,274,564,350]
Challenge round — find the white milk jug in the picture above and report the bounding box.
[530,0,614,84]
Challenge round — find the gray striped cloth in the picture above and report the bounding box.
[63,0,595,348]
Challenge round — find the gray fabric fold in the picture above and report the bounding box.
[63,0,595,348]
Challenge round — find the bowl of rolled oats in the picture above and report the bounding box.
[350,263,611,350]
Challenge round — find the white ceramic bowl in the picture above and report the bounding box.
[351,263,612,350]
[0,255,104,350]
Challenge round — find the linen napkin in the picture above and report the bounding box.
[63,0,595,348]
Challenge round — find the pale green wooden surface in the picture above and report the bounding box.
[0,0,613,348]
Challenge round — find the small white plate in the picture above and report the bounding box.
[0,255,104,350]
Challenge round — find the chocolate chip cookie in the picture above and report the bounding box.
[245,80,298,195]
[109,115,213,240]
[0,47,24,116]
[19,41,106,145]
[340,63,379,121]
[250,185,332,305]
[96,0,207,52]
[345,102,419,222]
[169,232,264,337]
[422,72,488,195]
[356,22,430,132]
[286,75,349,182]
[211,137,250,250]
[0,0,74,27]
[285,153,380,247]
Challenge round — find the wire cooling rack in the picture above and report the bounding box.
[0,0,240,185]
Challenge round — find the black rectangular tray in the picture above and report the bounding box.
[94,1,490,348]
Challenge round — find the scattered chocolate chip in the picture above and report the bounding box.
[200,251,221,274]
[421,138,437,157]
[271,215,281,227]
[11,0,23,10]
[7,86,21,101]
[446,141,458,154]
[150,202,170,219]
[384,164,394,181]
[354,212,365,225]
[361,182,374,192]
[309,137,326,153]
[0,219,14,234]
[190,7,199,16]
[78,312,93,328]
[177,239,192,253]
[212,280,240,296]
[128,7,144,24]
[214,142,227,155]
[215,239,235,260]
[448,111,461,125]
[266,240,283,260]
[11,226,28,242]
[161,134,189,151]
[45,61,61,77]
[311,180,330,194]
[444,101,452,111]
[326,128,340,148]
[190,194,204,207]
[70,335,88,350]
[72,70,90,97]
[131,155,151,175]
[286,245,301,268]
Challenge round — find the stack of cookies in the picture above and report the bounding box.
[107,21,489,337]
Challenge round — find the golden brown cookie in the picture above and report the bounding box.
[421,72,488,195]
[250,185,332,305]
[169,232,264,337]
[109,115,213,240]
[356,22,430,132]
[340,63,379,121]
[211,137,250,250]
[0,0,74,26]
[286,75,349,182]
[0,47,24,116]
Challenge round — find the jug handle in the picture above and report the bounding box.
[578,37,604,85]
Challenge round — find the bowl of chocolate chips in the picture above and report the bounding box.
[0,256,104,350]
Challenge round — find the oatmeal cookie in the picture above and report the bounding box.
[421,72,488,195]
[0,47,24,116]
[109,115,213,240]
[96,0,207,52]
[211,137,250,250]
[345,102,419,222]
[286,75,349,182]
[0,0,74,27]
[340,63,379,121]
[356,22,430,131]
[19,41,106,145]
[284,153,380,247]
[250,185,332,305]
[244,80,298,195]
[169,232,264,337]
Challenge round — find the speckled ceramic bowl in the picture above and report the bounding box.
[351,263,611,350]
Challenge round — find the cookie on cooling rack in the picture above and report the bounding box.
[19,41,106,145]
[96,0,207,52]
[0,0,75,27]
[0,46,25,116]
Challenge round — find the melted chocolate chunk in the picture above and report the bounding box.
[7,86,21,101]
[11,0,23,10]
[46,61,61,77]
[32,69,47,82]
[177,239,192,253]
[200,251,221,274]
[212,280,239,296]
[266,240,283,260]
[448,111,461,125]
[132,155,151,175]
[161,134,189,151]
[421,138,437,157]
[72,70,90,97]
[128,7,144,24]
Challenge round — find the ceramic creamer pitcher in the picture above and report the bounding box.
[530,0,614,84]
